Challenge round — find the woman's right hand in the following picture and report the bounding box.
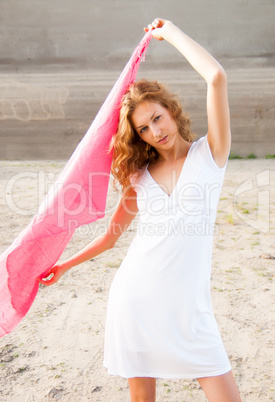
[144,18,174,41]
[38,263,67,286]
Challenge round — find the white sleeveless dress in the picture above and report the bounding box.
[103,134,232,379]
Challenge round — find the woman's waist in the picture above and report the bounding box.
[135,216,217,237]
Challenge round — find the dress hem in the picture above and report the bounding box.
[103,363,232,380]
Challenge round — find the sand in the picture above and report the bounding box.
[0,159,274,401]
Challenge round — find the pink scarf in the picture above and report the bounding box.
[0,31,152,337]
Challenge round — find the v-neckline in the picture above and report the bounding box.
[146,141,195,198]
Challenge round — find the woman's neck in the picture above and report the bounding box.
[156,135,191,163]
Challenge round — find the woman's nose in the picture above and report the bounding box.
[150,123,161,137]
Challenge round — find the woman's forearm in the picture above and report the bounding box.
[163,22,225,84]
[60,234,115,273]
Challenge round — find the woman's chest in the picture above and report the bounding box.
[147,156,188,198]
[136,160,223,218]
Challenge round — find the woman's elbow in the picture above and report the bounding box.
[210,67,227,86]
[102,232,119,250]
[102,237,115,250]
[108,239,117,249]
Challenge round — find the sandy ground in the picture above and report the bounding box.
[0,159,274,402]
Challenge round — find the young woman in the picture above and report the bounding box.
[40,19,242,402]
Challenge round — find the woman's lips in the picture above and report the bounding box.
[158,135,168,144]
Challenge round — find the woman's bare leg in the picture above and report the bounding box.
[197,370,242,402]
[128,377,156,402]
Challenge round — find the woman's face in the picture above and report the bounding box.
[131,102,179,150]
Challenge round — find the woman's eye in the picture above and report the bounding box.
[154,115,161,122]
[140,126,148,134]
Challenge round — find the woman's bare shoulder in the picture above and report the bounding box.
[129,164,148,188]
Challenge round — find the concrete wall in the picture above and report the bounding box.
[1,0,274,66]
[0,0,274,159]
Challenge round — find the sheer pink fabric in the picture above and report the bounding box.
[0,31,152,337]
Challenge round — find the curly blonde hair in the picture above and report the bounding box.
[109,79,195,194]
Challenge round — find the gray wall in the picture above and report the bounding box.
[1,0,274,66]
[0,0,274,159]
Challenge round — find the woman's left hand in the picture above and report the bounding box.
[144,18,173,41]
[38,263,66,286]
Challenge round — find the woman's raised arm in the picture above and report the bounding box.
[145,18,231,168]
